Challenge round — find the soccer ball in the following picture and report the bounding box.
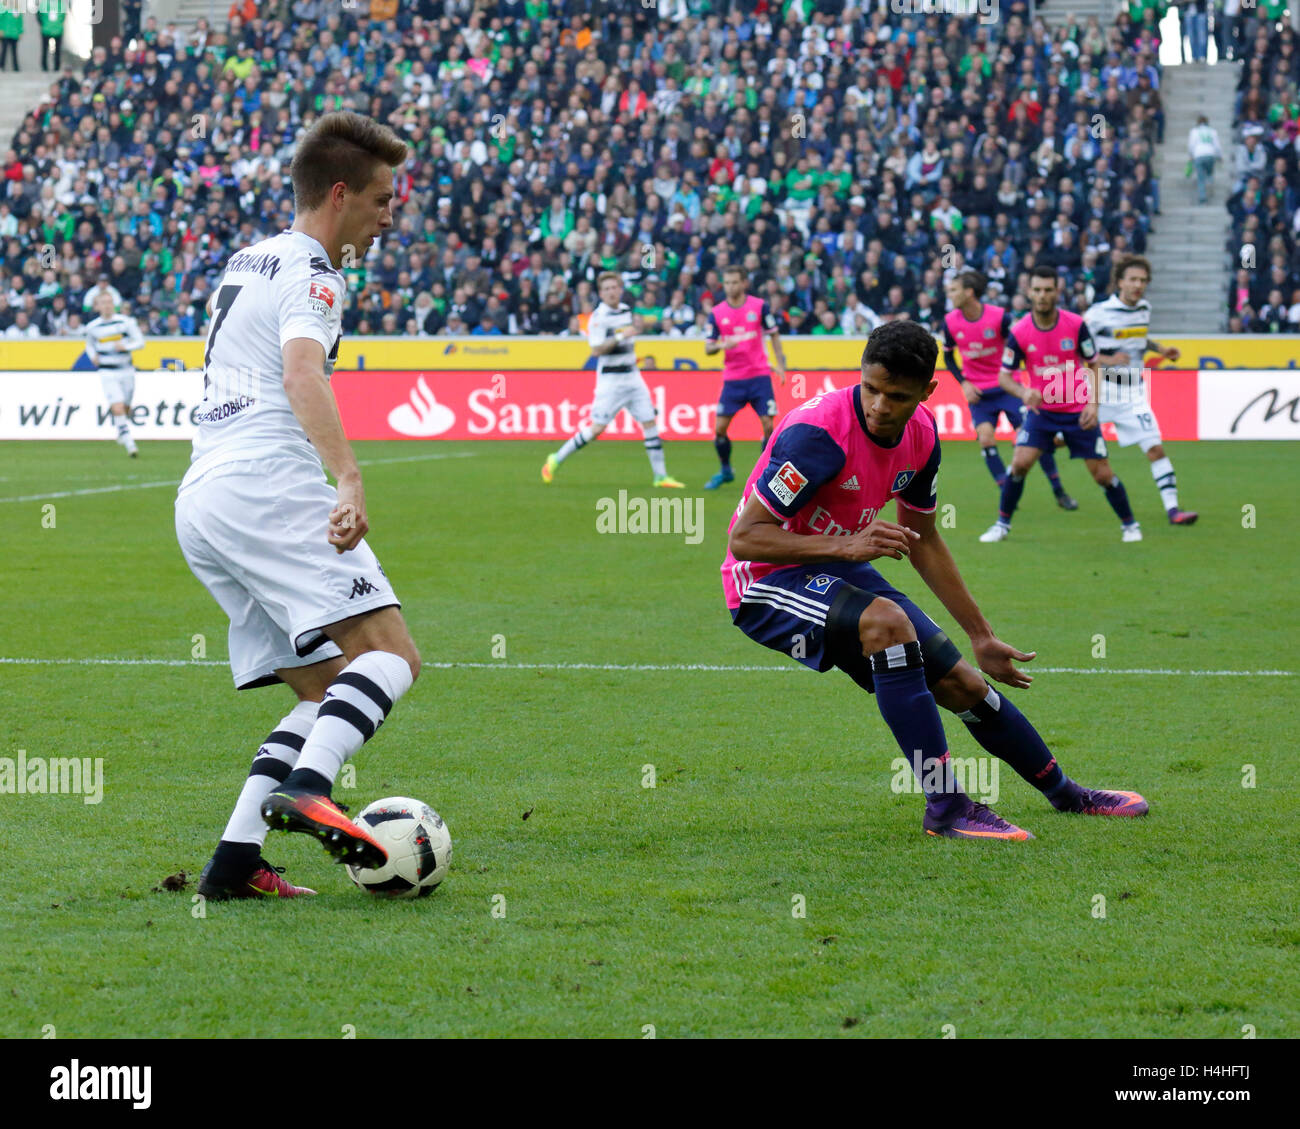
[345,796,452,898]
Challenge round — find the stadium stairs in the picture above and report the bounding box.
[0,28,70,151]
[1144,58,1241,332]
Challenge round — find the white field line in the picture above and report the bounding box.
[0,451,479,504]
[0,658,1290,676]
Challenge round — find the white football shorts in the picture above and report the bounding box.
[100,369,135,405]
[175,457,400,689]
[590,375,656,426]
[1099,397,1163,448]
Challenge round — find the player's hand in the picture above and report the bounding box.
[328,479,368,554]
[961,381,982,404]
[844,519,921,562]
[1079,403,1098,430]
[774,362,786,386]
[1023,388,1043,411]
[1163,346,1181,363]
[972,635,1036,689]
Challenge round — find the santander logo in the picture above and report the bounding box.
[388,375,456,436]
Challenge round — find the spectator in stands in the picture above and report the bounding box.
[0,6,21,73]
[1232,127,1268,193]
[1187,113,1224,206]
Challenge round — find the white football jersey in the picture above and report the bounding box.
[1084,293,1151,374]
[84,313,145,369]
[587,300,640,382]
[184,230,345,484]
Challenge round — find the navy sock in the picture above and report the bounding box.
[279,767,333,796]
[998,472,1026,523]
[1039,449,1064,495]
[981,445,1006,485]
[956,683,1069,795]
[870,641,966,819]
[714,435,732,471]
[1103,477,1135,524]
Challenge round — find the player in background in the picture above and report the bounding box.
[84,291,145,457]
[943,271,1076,509]
[542,271,684,488]
[980,266,1142,543]
[1084,255,1198,526]
[175,112,421,899]
[703,264,787,490]
[723,321,1148,840]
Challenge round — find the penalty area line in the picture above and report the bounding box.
[0,451,480,504]
[0,658,1292,676]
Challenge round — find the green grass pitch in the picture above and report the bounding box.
[2,437,1296,1038]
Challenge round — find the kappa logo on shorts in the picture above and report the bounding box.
[768,460,808,506]
[805,573,837,594]
[349,577,378,599]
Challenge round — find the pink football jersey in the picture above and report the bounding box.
[721,386,940,610]
[709,295,777,381]
[1003,309,1098,413]
[943,303,1010,389]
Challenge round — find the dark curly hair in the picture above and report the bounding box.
[860,320,938,387]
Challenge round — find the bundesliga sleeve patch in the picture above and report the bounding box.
[307,281,336,317]
[768,460,808,506]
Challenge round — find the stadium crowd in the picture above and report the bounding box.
[1222,12,1300,332]
[0,0,1236,345]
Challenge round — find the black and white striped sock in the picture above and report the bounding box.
[290,652,415,789]
[643,424,667,477]
[220,699,319,846]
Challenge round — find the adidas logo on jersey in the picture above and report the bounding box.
[840,475,860,491]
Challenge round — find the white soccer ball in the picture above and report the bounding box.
[345,796,452,898]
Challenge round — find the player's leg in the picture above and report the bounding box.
[1036,443,1074,508]
[1143,438,1196,524]
[754,377,779,451]
[1126,409,1197,525]
[544,414,606,482]
[980,434,1043,541]
[630,382,683,487]
[930,661,1149,816]
[103,371,138,456]
[974,420,1005,485]
[1083,454,1141,540]
[199,659,346,900]
[264,605,421,865]
[705,403,736,489]
[823,581,1033,839]
[176,497,343,898]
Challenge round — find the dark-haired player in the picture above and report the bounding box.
[176,112,422,899]
[703,265,786,490]
[723,320,1148,839]
[943,270,1075,508]
[980,266,1142,543]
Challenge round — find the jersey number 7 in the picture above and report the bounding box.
[203,283,244,384]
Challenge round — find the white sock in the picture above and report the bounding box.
[1149,456,1178,510]
[556,425,596,464]
[221,699,318,845]
[294,652,414,784]
[642,424,667,477]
